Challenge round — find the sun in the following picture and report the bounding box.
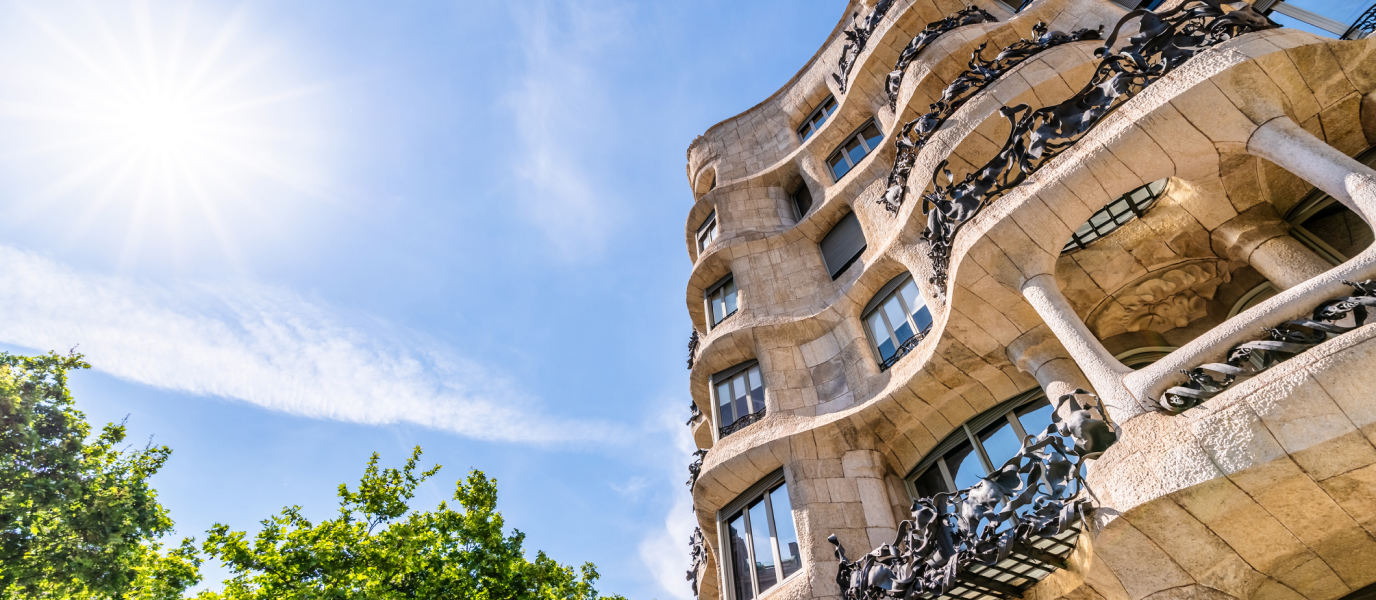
[0,0,328,270]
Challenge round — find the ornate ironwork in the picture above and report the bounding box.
[687,449,708,488]
[687,402,703,426]
[829,390,1117,600]
[917,1,1275,291]
[687,329,700,370]
[719,406,767,438]
[885,7,997,112]
[1160,280,1376,413]
[834,0,897,94]
[686,526,706,598]
[1342,2,1376,40]
[878,329,928,371]
[880,22,1103,214]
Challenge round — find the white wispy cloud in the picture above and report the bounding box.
[637,402,698,600]
[505,0,629,260]
[0,244,619,444]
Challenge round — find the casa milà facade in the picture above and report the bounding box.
[680,1,1376,599]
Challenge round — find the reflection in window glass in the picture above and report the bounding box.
[1016,398,1055,439]
[863,273,934,370]
[797,96,838,142]
[728,515,754,600]
[707,276,738,327]
[948,441,986,491]
[979,419,1022,471]
[724,479,800,600]
[748,501,777,591]
[1063,179,1167,253]
[697,212,718,253]
[827,119,885,180]
[770,486,802,579]
[714,363,766,438]
[1269,0,1369,37]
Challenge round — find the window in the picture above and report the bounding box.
[827,120,883,181]
[819,212,866,279]
[1062,179,1167,253]
[720,471,801,600]
[1262,0,1373,38]
[863,273,933,370]
[792,185,813,220]
[1229,282,1280,318]
[796,96,838,142]
[907,391,1057,499]
[713,361,766,438]
[697,211,719,253]
[705,274,739,328]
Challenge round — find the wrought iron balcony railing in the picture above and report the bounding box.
[718,406,766,439]
[829,391,1117,600]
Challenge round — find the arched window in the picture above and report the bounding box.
[862,273,933,370]
[796,95,838,142]
[907,390,1055,498]
[1062,179,1167,253]
[827,119,883,181]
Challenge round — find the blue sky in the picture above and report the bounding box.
[0,1,838,597]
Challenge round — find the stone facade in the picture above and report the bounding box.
[682,1,1376,599]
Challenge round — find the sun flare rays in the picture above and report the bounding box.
[0,0,330,271]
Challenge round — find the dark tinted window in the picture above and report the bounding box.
[827,119,884,180]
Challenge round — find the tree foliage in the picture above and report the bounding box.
[0,351,200,599]
[198,447,626,600]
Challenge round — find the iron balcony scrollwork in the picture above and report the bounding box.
[880,22,1104,214]
[917,1,1275,291]
[1342,2,1376,40]
[829,390,1118,600]
[884,7,997,112]
[834,0,897,94]
[686,526,706,598]
[1160,280,1376,413]
[687,329,700,370]
[719,406,766,438]
[687,402,702,426]
[687,449,708,488]
[878,328,929,372]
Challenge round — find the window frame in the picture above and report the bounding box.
[705,273,739,330]
[697,210,719,254]
[826,119,884,182]
[791,185,814,221]
[796,96,838,143]
[1285,147,1376,264]
[1061,179,1167,253]
[904,388,1046,500]
[861,273,932,371]
[1261,0,1355,37]
[717,470,801,600]
[711,360,766,440]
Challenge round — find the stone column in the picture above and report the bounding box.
[1212,205,1335,290]
[1248,116,1376,222]
[1021,273,1142,423]
[841,449,899,549]
[1007,325,1094,402]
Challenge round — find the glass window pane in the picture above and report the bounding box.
[883,297,914,345]
[770,485,802,579]
[717,382,735,426]
[824,98,837,116]
[748,366,765,414]
[712,293,726,324]
[867,312,895,359]
[733,373,750,421]
[862,124,883,150]
[748,500,777,593]
[946,440,985,491]
[799,125,813,141]
[830,154,850,180]
[728,513,754,600]
[1285,0,1367,25]
[979,418,1023,469]
[845,138,866,164]
[912,463,950,499]
[1016,398,1055,439]
[724,283,738,315]
[911,303,932,333]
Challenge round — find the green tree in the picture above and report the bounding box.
[199,447,626,600]
[0,351,201,599]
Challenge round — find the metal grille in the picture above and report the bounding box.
[1343,2,1376,39]
[719,406,765,438]
[927,527,1080,600]
[1062,179,1166,253]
